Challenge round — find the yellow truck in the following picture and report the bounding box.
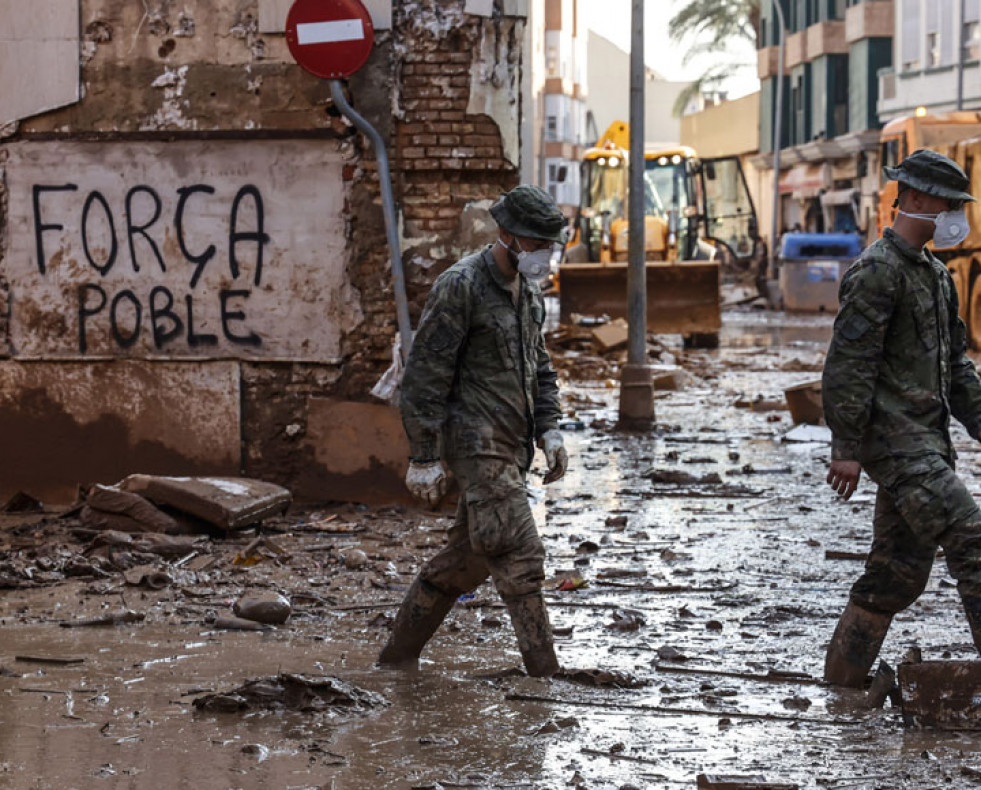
[559,121,760,347]
[877,111,981,346]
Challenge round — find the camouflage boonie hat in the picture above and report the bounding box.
[490,185,567,242]
[884,149,977,203]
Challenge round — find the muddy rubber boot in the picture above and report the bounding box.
[504,592,560,677]
[960,595,981,653]
[377,578,456,668]
[823,601,893,688]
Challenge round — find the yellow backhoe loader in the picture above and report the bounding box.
[559,121,759,346]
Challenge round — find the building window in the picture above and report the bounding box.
[966,21,980,61]
[927,32,940,67]
[546,116,558,142]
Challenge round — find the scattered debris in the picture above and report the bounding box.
[781,424,831,443]
[122,565,173,589]
[783,380,823,425]
[555,668,646,689]
[605,608,645,632]
[899,661,981,729]
[591,317,629,351]
[14,655,85,665]
[59,611,146,628]
[80,485,179,534]
[825,550,867,561]
[233,592,292,625]
[781,694,811,711]
[0,491,44,514]
[647,469,722,486]
[534,715,580,734]
[867,660,900,709]
[119,475,291,531]
[212,615,273,632]
[192,673,387,713]
[697,775,798,790]
[343,548,369,570]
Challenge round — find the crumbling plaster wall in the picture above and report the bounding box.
[392,1,524,316]
[0,0,527,503]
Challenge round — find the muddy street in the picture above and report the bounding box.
[4,304,981,790]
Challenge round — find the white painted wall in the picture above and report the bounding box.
[2,139,361,361]
[0,0,80,125]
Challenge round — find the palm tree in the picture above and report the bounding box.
[668,0,761,116]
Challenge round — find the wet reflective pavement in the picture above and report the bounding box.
[5,306,981,789]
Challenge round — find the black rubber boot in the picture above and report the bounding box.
[504,592,560,677]
[961,595,981,653]
[824,601,893,688]
[378,578,456,668]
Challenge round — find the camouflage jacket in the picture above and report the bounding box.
[823,227,981,464]
[400,246,561,467]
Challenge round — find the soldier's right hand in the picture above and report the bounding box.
[827,460,861,501]
[405,460,448,508]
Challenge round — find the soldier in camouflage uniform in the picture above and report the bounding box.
[378,185,569,677]
[823,149,981,686]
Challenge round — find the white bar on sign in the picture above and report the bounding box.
[297,19,364,45]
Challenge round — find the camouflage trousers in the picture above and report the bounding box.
[418,456,546,601]
[850,453,981,613]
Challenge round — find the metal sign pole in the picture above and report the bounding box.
[329,80,413,363]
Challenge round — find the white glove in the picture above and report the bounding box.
[405,460,448,508]
[537,430,568,484]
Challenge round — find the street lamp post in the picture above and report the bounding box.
[770,0,786,280]
[618,0,655,429]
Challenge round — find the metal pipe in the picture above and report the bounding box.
[958,0,966,110]
[770,0,786,279]
[330,79,413,363]
[626,0,646,366]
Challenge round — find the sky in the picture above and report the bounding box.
[579,0,760,99]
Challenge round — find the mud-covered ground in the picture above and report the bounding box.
[4,303,981,790]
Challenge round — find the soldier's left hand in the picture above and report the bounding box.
[827,459,861,501]
[538,429,568,484]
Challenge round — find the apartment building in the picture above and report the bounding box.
[755,0,893,242]
[522,0,587,212]
[878,0,981,119]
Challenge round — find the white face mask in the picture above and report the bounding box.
[497,238,553,280]
[898,208,970,248]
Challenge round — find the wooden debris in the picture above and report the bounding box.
[15,655,85,665]
[697,775,798,790]
[899,660,981,729]
[590,317,629,351]
[825,550,868,561]
[653,664,819,686]
[59,610,145,628]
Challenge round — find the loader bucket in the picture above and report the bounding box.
[558,260,721,335]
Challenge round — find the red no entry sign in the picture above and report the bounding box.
[285,0,375,79]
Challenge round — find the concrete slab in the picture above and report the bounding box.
[0,360,240,505]
[298,398,412,506]
[120,475,291,531]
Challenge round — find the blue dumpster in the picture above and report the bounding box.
[777,232,862,312]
